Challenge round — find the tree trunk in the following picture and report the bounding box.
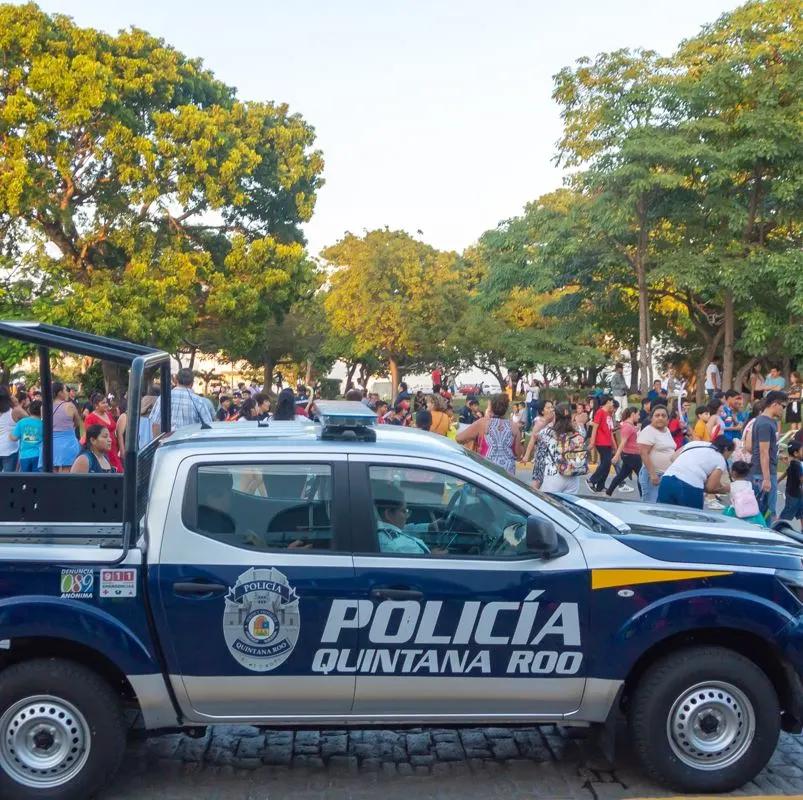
[344,361,358,392]
[783,355,791,381]
[262,354,275,394]
[722,289,735,390]
[734,357,759,397]
[102,361,127,397]
[629,351,640,395]
[635,199,651,395]
[305,358,313,387]
[388,358,401,393]
[358,364,372,391]
[188,347,197,371]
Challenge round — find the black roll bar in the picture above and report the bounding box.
[0,321,173,548]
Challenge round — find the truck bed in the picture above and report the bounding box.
[0,522,125,547]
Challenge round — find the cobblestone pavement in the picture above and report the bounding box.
[101,725,803,799]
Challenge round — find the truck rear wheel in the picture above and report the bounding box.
[0,658,126,800]
[629,646,780,793]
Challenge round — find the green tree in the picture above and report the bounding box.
[205,242,320,388]
[553,50,693,393]
[670,0,803,386]
[322,230,460,390]
[0,4,323,391]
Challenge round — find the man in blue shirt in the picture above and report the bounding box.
[646,380,667,405]
[719,390,744,442]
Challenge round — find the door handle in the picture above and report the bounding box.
[370,586,423,601]
[173,580,228,596]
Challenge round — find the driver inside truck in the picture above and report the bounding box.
[374,484,446,555]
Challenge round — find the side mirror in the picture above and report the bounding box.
[525,517,563,559]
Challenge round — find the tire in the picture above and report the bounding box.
[0,658,126,800]
[629,645,780,793]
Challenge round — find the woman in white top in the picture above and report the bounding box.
[0,386,24,471]
[637,406,676,504]
[657,435,734,510]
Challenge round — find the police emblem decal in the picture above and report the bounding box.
[223,567,300,672]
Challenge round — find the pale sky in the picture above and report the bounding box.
[20,0,742,258]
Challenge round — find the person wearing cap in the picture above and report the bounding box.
[657,435,735,510]
[374,484,444,555]
[750,390,787,520]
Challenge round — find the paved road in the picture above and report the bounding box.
[101,460,800,799]
[103,724,803,799]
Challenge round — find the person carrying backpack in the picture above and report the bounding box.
[540,403,588,494]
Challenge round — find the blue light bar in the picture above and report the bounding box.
[314,400,377,427]
[315,401,377,442]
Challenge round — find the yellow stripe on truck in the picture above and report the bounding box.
[591,568,732,590]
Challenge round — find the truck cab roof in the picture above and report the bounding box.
[160,418,468,460]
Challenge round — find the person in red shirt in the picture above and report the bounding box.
[375,400,388,422]
[587,394,615,493]
[667,405,687,449]
[431,367,442,393]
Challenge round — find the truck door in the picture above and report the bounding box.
[345,457,589,719]
[150,454,357,721]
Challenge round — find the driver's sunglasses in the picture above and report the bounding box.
[396,506,412,518]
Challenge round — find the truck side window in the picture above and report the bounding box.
[187,463,334,551]
[368,466,528,558]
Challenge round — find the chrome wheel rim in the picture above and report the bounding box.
[667,681,755,770]
[0,695,90,788]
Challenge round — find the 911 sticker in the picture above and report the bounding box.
[60,568,94,599]
[99,568,137,598]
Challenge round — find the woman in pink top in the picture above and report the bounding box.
[605,406,642,496]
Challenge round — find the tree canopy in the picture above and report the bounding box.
[0,3,323,389]
[0,0,801,397]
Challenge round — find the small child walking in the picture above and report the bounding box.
[10,399,43,473]
[780,442,803,526]
[723,460,767,526]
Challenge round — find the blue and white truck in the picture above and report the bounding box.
[1,322,803,799]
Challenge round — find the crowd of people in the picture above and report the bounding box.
[359,364,802,529]
[505,363,802,527]
[0,380,133,474]
[1,359,801,529]
[0,368,325,475]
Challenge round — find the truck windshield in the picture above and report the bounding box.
[464,449,618,534]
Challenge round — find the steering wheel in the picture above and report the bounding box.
[443,485,470,536]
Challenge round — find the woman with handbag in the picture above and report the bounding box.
[539,403,587,494]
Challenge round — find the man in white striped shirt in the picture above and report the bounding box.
[150,368,214,436]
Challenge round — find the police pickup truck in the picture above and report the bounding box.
[1,324,803,800]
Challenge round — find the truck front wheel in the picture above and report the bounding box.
[0,658,126,800]
[629,645,780,793]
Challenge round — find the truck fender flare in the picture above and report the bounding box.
[608,588,794,677]
[0,595,161,676]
